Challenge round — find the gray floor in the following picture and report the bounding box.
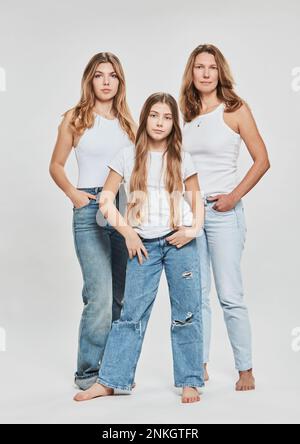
[1,276,299,424]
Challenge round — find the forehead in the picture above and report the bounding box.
[150,102,172,114]
[95,62,115,72]
[194,52,217,65]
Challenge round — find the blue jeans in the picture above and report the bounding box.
[97,232,204,391]
[72,187,128,390]
[197,198,252,371]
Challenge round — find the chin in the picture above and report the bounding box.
[98,93,114,101]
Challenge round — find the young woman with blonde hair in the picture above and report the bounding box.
[49,52,136,390]
[74,92,205,404]
[180,44,270,391]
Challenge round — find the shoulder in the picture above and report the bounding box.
[113,144,135,165]
[120,144,135,159]
[58,108,75,132]
[182,150,193,163]
[227,101,253,121]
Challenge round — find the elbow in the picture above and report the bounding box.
[99,197,112,219]
[264,157,271,172]
[256,157,271,173]
[49,162,54,178]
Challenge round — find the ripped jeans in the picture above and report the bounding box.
[97,230,204,391]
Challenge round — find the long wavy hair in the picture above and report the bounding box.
[65,52,136,142]
[126,93,184,230]
[179,44,244,122]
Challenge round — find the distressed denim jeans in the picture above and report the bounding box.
[97,232,204,391]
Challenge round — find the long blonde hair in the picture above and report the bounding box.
[66,52,136,142]
[126,93,184,230]
[179,44,244,122]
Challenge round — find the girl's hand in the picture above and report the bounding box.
[166,226,196,248]
[69,189,97,209]
[125,231,149,265]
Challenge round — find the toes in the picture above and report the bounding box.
[73,392,88,402]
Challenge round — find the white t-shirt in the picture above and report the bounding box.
[107,145,198,239]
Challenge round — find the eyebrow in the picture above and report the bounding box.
[95,70,117,74]
[150,110,173,116]
[194,63,217,67]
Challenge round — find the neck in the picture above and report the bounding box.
[200,91,220,109]
[148,138,167,152]
[93,99,115,118]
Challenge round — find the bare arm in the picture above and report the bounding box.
[166,173,204,248]
[99,169,148,264]
[208,103,271,211]
[49,110,96,207]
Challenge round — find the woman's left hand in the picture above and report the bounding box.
[206,193,239,212]
[166,226,196,249]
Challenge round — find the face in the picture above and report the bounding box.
[92,62,120,101]
[146,102,174,144]
[192,52,219,94]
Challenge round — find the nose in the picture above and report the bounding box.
[203,68,210,78]
[103,76,110,85]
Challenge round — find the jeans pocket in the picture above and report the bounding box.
[73,199,91,211]
[210,206,235,215]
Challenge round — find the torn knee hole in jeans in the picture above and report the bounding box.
[182,271,193,279]
[172,312,193,327]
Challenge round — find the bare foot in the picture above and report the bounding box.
[73,382,114,401]
[182,387,201,403]
[204,363,209,382]
[235,369,255,391]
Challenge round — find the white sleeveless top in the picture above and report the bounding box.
[74,113,133,188]
[182,103,241,198]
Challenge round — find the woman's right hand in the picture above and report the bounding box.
[68,189,97,209]
[125,231,149,265]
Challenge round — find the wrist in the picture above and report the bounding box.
[230,190,241,203]
[65,186,77,199]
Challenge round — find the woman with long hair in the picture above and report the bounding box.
[74,92,205,403]
[49,52,136,390]
[180,44,270,391]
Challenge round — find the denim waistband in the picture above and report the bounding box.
[77,187,119,208]
[77,187,103,193]
[139,229,178,242]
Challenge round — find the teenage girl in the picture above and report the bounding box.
[74,92,205,403]
[49,52,136,390]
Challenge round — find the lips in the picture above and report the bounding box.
[102,89,112,92]
[153,130,164,133]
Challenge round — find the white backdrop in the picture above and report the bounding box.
[0,0,300,424]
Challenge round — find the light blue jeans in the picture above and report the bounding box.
[197,198,252,371]
[72,187,128,390]
[97,232,204,391]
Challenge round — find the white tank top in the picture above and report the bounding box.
[74,113,133,188]
[182,102,241,198]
